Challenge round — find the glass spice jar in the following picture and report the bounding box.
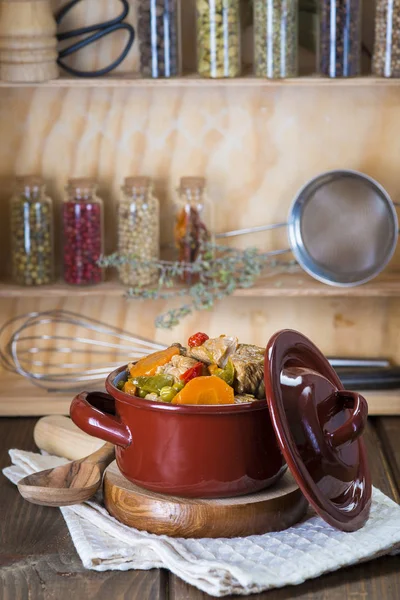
[174,177,214,283]
[372,0,400,77]
[137,0,181,78]
[254,0,298,78]
[196,0,241,78]
[10,176,54,286]
[118,177,160,286]
[62,178,104,286]
[318,0,362,77]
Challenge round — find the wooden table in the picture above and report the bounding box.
[1,417,399,600]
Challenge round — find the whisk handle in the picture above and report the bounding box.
[70,392,131,449]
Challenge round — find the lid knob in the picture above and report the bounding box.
[320,390,368,450]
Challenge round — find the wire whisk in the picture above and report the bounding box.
[0,310,167,393]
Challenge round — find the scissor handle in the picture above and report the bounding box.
[56,0,135,78]
[56,0,129,35]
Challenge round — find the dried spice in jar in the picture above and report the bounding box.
[118,177,160,286]
[373,0,400,77]
[138,0,181,78]
[174,177,214,283]
[62,179,104,286]
[196,0,241,78]
[254,0,298,78]
[319,0,361,77]
[10,176,54,286]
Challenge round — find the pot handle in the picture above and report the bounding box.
[321,390,368,450]
[70,392,131,449]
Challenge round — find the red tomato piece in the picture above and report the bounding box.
[188,332,209,348]
[180,362,205,384]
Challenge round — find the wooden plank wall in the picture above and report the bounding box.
[1,0,399,365]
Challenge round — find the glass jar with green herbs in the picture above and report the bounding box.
[10,176,54,286]
[254,0,298,78]
[196,0,241,78]
[373,0,400,77]
[118,177,160,287]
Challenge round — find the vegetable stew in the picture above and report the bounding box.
[117,333,266,405]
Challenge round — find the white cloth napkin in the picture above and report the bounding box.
[4,449,400,597]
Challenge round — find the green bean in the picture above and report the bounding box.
[133,374,175,394]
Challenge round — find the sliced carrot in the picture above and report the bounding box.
[129,347,180,378]
[172,375,235,405]
[123,380,137,396]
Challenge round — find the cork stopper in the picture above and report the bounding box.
[68,177,97,189]
[180,177,206,190]
[16,175,44,188]
[124,176,151,189]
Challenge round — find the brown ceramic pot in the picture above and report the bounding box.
[69,366,286,498]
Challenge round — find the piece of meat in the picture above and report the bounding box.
[171,342,187,356]
[230,344,265,399]
[156,354,199,382]
[188,335,238,367]
[234,394,257,404]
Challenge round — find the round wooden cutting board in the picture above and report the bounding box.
[103,462,308,538]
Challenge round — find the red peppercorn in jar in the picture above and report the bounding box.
[62,178,104,286]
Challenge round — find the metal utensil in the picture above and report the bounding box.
[0,310,166,392]
[336,367,400,390]
[0,310,393,393]
[17,442,115,507]
[217,170,399,287]
[329,357,391,369]
[56,0,135,77]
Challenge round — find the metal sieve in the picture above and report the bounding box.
[217,170,399,287]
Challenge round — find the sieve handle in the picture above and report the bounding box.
[393,202,400,233]
[216,222,288,238]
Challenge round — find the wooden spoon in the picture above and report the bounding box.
[17,442,115,507]
[34,415,104,460]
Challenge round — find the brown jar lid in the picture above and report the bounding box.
[180,177,206,190]
[124,176,151,188]
[16,175,44,187]
[264,329,371,532]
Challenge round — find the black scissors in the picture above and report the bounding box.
[56,0,135,77]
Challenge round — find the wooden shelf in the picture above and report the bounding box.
[0,74,399,89]
[0,371,398,416]
[0,271,399,298]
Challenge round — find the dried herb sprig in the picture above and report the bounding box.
[99,244,299,329]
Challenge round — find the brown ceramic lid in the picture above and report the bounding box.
[264,329,372,532]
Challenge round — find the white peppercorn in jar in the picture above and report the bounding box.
[196,0,241,78]
[138,0,181,78]
[10,176,54,286]
[373,0,400,77]
[318,0,361,77]
[118,177,160,287]
[254,0,298,78]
